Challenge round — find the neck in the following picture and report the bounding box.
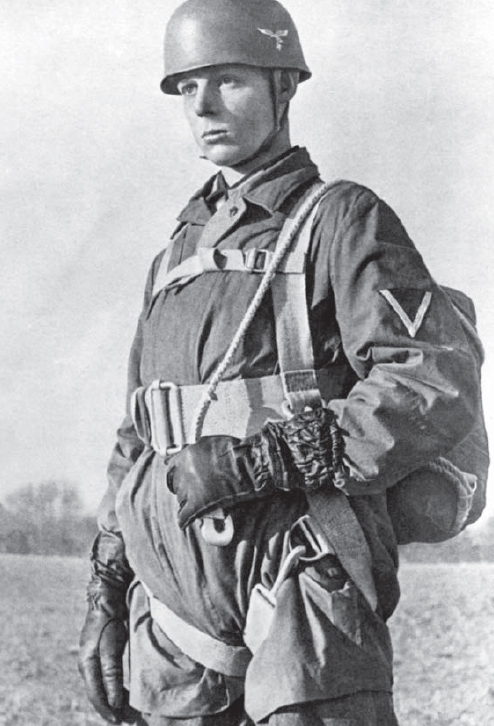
[221,126,291,186]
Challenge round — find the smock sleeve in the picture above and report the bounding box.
[97,260,158,533]
[322,187,479,494]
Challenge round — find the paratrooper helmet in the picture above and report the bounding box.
[161,0,311,94]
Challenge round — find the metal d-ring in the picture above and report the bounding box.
[200,508,234,546]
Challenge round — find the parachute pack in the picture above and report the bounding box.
[385,287,489,543]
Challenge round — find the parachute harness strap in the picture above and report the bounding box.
[189,181,333,444]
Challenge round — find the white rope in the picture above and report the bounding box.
[189,180,334,443]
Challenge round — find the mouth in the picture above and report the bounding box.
[202,129,228,143]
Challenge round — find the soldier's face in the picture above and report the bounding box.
[177,64,275,168]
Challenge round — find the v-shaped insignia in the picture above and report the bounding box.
[379,289,432,338]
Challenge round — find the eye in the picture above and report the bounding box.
[178,81,197,96]
[219,75,238,87]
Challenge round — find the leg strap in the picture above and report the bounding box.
[141,582,252,679]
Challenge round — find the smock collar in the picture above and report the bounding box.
[177,147,320,224]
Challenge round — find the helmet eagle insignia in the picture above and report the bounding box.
[257,27,289,51]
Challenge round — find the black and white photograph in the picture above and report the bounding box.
[1,1,493,724]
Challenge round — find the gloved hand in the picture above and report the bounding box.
[265,406,337,490]
[167,406,338,529]
[78,532,133,724]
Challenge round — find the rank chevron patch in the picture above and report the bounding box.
[379,289,432,338]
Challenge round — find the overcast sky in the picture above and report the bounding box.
[2,0,493,518]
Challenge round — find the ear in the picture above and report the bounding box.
[277,70,299,103]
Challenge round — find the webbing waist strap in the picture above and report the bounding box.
[131,369,344,455]
[141,583,252,678]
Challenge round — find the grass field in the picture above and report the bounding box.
[0,555,493,726]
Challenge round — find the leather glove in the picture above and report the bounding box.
[167,406,338,529]
[264,406,337,490]
[78,531,133,724]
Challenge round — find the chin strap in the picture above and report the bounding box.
[211,69,296,171]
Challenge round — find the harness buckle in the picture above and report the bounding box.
[244,248,271,273]
[146,380,184,456]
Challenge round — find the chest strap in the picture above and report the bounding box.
[152,247,305,297]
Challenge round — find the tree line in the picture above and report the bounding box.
[0,479,493,561]
[0,480,97,556]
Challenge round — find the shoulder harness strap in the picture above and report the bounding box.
[268,184,379,612]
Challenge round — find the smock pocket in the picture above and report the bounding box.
[300,555,362,647]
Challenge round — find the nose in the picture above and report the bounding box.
[194,82,216,117]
